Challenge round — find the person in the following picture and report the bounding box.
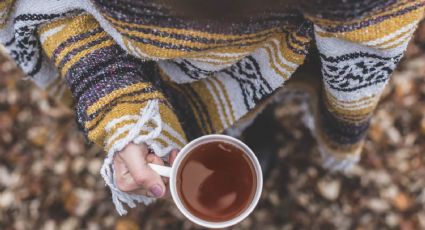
[0,0,423,215]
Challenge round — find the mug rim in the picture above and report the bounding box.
[169,134,263,229]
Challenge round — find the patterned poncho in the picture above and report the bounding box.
[1,0,424,215]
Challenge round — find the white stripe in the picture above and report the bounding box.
[379,28,415,49]
[39,24,66,43]
[204,79,229,127]
[106,116,186,149]
[105,115,139,132]
[189,57,240,65]
[106,124,134,146]
[162,123,186,146]
[364,21,418,46]
[205,50,251,58]
[263,43,292,76]
[270,38,299,68]
[210,77,234,123]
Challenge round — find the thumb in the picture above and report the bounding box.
[118,143,166,198]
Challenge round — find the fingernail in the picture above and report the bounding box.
[149,184,164,197]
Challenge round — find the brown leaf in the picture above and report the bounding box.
[393,192,413,211]
[115,218,140,230]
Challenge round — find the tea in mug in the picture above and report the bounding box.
[176,141,257,222]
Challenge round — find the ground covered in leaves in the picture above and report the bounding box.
[1,22,425,230]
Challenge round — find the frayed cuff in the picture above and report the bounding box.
[99,100,169,215]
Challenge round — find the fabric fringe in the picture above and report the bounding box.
[100,100,163,215]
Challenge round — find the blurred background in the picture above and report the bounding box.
[1,19,425,230]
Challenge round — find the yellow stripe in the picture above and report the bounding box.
[191,82,223,132]
[54,32,108,66]
[373,27,414,48]
[191,53,247,64]
[38,16,72,35]
[328,105,376,117]
[158,104,187,145]
[381,39,409,50]
[87,103,144,145]
[105,120,184,150]
[264,44,289,80]
[268,38,296,71]
[205,78,231,126]
[124,32,269,59]
[106,129,147,150]
[308,1,418,26]
[85,91,165,130]
[86,82,151,115]
[41,14,100,58]
[325,90,377,106]
[115,24,278,50]
[316,8,423,44]
[278,35,306,66]
[187,58,238,66]
[105,13,280,41]
[183,84,213,134]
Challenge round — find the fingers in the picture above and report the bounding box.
[114,143,166,198]
[113,153,140,192]
[168,149,180,166]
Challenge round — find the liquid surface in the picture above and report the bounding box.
[177,141,256,222]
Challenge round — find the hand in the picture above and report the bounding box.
[113,143,179,198]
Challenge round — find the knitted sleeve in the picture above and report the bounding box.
[1,7,187,215]
[305,1,424,170]
[39,13,188,214]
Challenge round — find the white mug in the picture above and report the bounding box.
[148,134,263,229]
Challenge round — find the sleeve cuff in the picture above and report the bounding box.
[99,100,182,215]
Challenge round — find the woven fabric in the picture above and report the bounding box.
[1,0,424,215]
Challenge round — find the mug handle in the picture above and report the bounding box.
[148,163,172,178]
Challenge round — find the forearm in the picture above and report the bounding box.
[35,13,188,214]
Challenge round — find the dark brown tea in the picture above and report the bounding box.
[176,141,257,222]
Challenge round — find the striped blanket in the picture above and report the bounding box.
[1,0,423,215]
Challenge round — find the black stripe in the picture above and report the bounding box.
[316,2,424,33]
[323,73,390,92]
[86,99,168,132]
[57,36,111,71]
[73,66,140,100]
[223,69,251,109]
[320,52,400,63]
[183,85,216,133]
[285,33,309,55]
[162,83,205,140]
[14,13,62,23]
[85,86,158,120]
[246,56,273,92]
[318,97,370,145]
[4,36,15,46]
[52,28,104,64]
[95,0,305,35]
[110,20,282,45]
[67,45,126,90]
[27,42,43,76]
[122,32,271,52]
